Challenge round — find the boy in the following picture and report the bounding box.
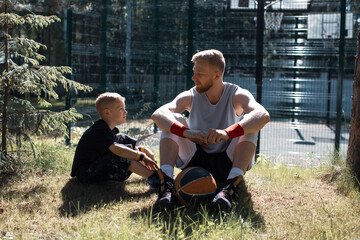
[70,92,162,186]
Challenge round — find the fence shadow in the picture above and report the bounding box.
[58,178,155,217]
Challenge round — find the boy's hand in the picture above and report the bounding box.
[139,146,155,161]
[141,155,159,171]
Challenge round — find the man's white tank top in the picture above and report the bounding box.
[188,82,242,153]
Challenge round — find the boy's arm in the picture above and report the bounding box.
[109,143,157,169]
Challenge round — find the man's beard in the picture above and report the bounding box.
[195,81,213,93]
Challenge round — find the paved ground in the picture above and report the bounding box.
[259,121,349,166]
[139,120,350,167]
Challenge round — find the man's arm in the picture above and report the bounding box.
[205,88,270,144]
[152,91,208,145]
[151,91,192,132]
[233,88,270,134]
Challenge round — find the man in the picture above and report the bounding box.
[151,49,270,211]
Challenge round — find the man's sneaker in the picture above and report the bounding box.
[212,175,243,211]
[153,170,174,213]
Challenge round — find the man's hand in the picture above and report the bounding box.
[183,129,208,147]
[204,129,229,145]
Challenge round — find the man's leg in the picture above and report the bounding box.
[154,113,196,212]
[152,137,179,212]
[159,137,179,178]
[212,133,258,210]
[231,141,256,175]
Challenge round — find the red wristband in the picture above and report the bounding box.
[224,123,244,139]
[170,121,189,138]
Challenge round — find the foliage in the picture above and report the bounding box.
[0,0,92,159]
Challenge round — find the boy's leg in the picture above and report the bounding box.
[128,159,154,178]
[77,153,132,183]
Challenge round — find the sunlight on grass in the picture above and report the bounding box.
[1,138,360,239]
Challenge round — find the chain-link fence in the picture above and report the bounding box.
[63,0,359,164]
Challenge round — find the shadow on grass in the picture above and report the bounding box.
[130,180,265,236]
[0,173,15,190]
[58,178,156,217]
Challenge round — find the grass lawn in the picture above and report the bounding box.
[0,138,360,239]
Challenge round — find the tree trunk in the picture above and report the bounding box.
[347,25,360,180]
[1,0,10,154]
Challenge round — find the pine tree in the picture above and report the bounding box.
[0,0,92,159]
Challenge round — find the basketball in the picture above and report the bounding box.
[174,167,217,207]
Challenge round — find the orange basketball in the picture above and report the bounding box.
[174,167,217,207]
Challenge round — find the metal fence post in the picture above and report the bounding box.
[101,0,108,93]
[125,0,132,91]
[335,0,346,153]
[255,0,264,157]
[186,0,195,91]
[65,9,72,146]
[153,0,160,133]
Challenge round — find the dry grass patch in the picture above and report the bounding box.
[247,162,360,239]
[0,155,360,239]
[0,173,158,239]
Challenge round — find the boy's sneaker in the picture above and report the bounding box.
[212,175,243,211]
[153,170,174,213]
[147,171,161,189]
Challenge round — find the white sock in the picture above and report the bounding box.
[227,168,244,180]
[160,164,174,179]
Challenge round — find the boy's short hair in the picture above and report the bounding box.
[95,92,125,115]
[191,49,225,75]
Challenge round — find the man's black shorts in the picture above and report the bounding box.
[184,144,232,181]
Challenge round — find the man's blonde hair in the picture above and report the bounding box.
[191,49,225,75]
[95,92,125,115]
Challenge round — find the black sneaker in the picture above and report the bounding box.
[153,170,174,213]
[212,175,243,211]
[146,171,161,189]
